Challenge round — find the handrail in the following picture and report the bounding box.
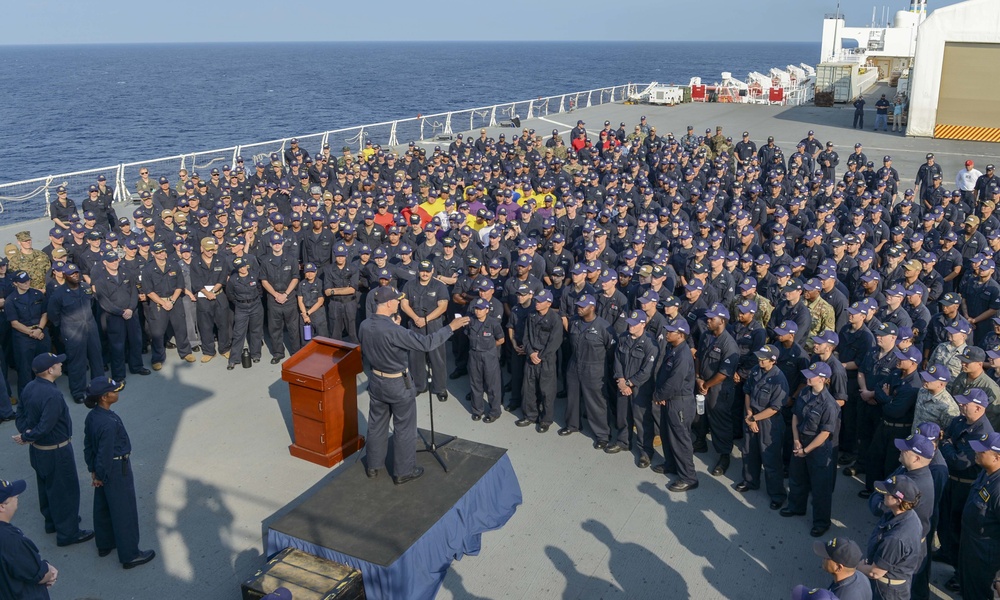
[0,82,644,226]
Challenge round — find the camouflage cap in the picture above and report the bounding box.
[14,231,31,242]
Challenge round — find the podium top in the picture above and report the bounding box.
[282,337,362,390]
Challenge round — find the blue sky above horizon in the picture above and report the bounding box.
[4,0,966,45]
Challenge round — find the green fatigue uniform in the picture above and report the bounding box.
[804,296,836,353]
[9,232,51,292]
[730,293,773,330]
[948,372,1000,429]
[710,132,728,156]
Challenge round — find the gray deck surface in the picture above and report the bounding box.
[3,94,988,599]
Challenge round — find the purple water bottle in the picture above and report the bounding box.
[303,324,312,341]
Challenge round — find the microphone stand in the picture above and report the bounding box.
[417,316,453,472]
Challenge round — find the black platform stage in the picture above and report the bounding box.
[265,431,522,600]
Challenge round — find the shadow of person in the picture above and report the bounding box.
[581,518,689,598]
[440,570,494,600]
[171,479,237,589]
[637,477,772,599]
[544,545,622,600]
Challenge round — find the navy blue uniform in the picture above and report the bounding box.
[0,521,51,600]
[358,314,453,477]
[694,329,740,456]
[15,378,86,545]
[653,340,698,485]
[612,330,657,449]
[46,284,103,401]
[959,466,1000,599]
[521,308,563,426]
[6,288,50,397]
[84,406,142,564]
[260,250,301,358]
[859,348,898,478]
[865,509,923,600]
[467,315,504,418]
[787,386,839,529]
[323,262,359,343]
[839,324,875,456]
[869,464,936,600]
[140,259,193,364]
[190,254,232,357]
[564,316,616,441]
[226,271,264,366]
[506,303,533,411]
[298,278,328,338]
[401,278,450,396]
[938,414,994,567]
[93,267,144,378]
[743,365,788,504]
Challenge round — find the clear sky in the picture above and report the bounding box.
[4,0,966,45]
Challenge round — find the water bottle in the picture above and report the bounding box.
[303,323,312,341]
[241,348,252,369]
[696,394,706,415]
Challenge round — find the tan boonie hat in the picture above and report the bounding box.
[5,243,18,258]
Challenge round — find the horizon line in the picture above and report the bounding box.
[0,39,817,48]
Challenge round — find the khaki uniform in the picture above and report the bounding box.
[804,296,836,352]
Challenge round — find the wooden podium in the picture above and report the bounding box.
[281,337,365,468]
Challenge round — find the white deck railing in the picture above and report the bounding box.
[0,83,643,227]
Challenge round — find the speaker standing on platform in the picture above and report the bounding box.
[83,376,156,569]
[358,287,469,485]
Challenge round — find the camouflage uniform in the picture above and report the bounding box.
[710,129,728,155]
[9,232,51,292]
[803,295,836,352]
[928,342,966,379]
[912,386,958,431]
[695,140,714,160]
[731,293,773,329]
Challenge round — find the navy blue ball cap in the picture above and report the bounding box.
[0,479,27,503]
[86,375,125,399]
[874,474,920,503]
[373,286,403,304]
[32,352,66,373]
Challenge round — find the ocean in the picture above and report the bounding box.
[0,41,819,185]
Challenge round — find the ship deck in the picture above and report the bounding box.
[3,96,989,600]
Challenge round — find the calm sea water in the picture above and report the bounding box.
[0,41,819,184]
